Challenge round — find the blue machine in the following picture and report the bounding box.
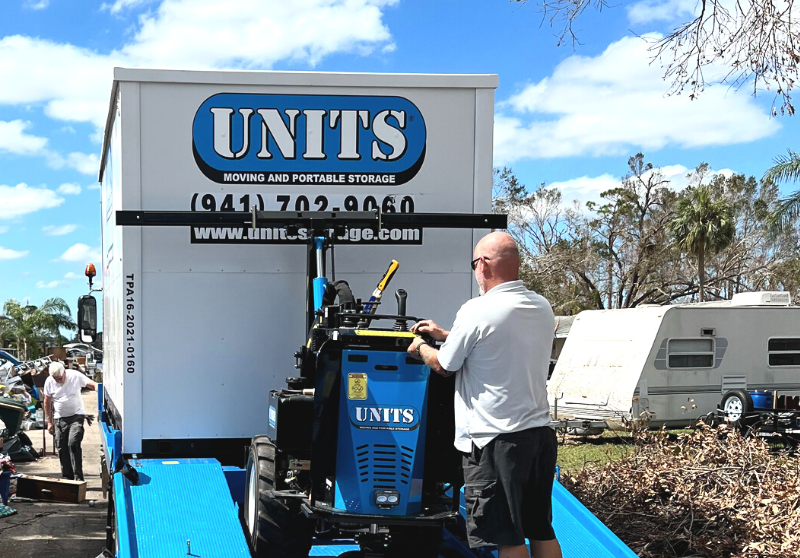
[334,349,430,516]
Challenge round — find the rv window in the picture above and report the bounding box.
[768,338,800,366]
[667,338,714,369]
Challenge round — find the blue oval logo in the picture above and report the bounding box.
[350,405,420,431]
[192,93,426,185]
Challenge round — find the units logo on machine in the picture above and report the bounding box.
[192,93,427,185]
[350,405,420,431]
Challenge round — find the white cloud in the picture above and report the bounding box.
[0,1,397,137]
[0,120,48,155]
[0,183,63,219]
[0,36,115,130]
[549,174,621,208]
[0,246,29,260]
[43,224,78,236]
[87,183,101,190]
[0,226,8,233]
[550,164,740,208]
[122,0,397,69]
[48,152,100,176]
[102,0,157,14]
[57,183,82,195]
[37,271,82,288]
[627,0,697,24]
[0,119,98,174]
[494,35,779,165]
[55,243,102,262]
[24,0,50,9]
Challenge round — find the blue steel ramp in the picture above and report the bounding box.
[114,458,251,558]
[550,481,638,558]
[309,482,638,557]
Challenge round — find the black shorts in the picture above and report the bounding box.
[462,427,557,548]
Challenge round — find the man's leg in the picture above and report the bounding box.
[55,418,75,480]
[529,540,562,558]
[524,428,562,558]
[498,544,530,558]
[67,416,86,481]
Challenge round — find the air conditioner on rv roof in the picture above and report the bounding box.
[730,291,792,307]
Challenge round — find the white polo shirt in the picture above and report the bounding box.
[437,280,554,452]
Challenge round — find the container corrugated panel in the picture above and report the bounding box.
[123,458,250,558]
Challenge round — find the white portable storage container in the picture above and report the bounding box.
[98,68,497,457]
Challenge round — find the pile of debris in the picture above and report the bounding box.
[562,425,800,558]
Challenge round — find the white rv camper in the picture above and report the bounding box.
[547,291,800,429]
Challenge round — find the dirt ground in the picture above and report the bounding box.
[1,391,108,558]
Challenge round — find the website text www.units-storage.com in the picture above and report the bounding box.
[191,226,422,245]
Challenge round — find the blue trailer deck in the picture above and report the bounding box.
[100,388,637,558]
[108,457,637,558]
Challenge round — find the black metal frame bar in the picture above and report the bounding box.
[115,210,507,231]
[302,501,459,527]
[116,208,507,336]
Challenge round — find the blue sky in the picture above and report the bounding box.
[0,0,797,321]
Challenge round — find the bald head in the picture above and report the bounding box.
[473,232,520,292]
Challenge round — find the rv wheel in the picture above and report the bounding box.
[244,436,313,558]
[721,390,754,428]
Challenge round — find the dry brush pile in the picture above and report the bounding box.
[562,426,800,558]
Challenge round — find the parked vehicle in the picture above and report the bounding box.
[548,292,800,430]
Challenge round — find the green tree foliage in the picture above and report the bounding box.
[765,150,800,233]
[2,298,76,361]
[669,186,736,302]
[497,155,800,313]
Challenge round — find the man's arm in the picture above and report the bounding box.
[407,337,451,377]
[76,371,97,391]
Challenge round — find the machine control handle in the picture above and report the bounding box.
[395,289,407,317]
[394,289,409,332]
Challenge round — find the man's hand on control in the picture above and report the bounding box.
[410,320,449,341]
[407,337,427,361]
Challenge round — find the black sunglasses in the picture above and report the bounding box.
[471,256,490,270]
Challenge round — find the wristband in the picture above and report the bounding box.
[415,341,428,357]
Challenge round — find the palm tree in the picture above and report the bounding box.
[669,186,736,302]
[2,298,76,360]
[765,150,800,233]
[38,298,76,336]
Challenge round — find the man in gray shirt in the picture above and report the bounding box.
[408,232,561,558]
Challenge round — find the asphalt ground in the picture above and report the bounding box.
[1,391,108,558]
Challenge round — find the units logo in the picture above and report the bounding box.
[350,405,420,431]
[192,93,427,186]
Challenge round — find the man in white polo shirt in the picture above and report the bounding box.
[408,231,561,558]
[43,362,97,481]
